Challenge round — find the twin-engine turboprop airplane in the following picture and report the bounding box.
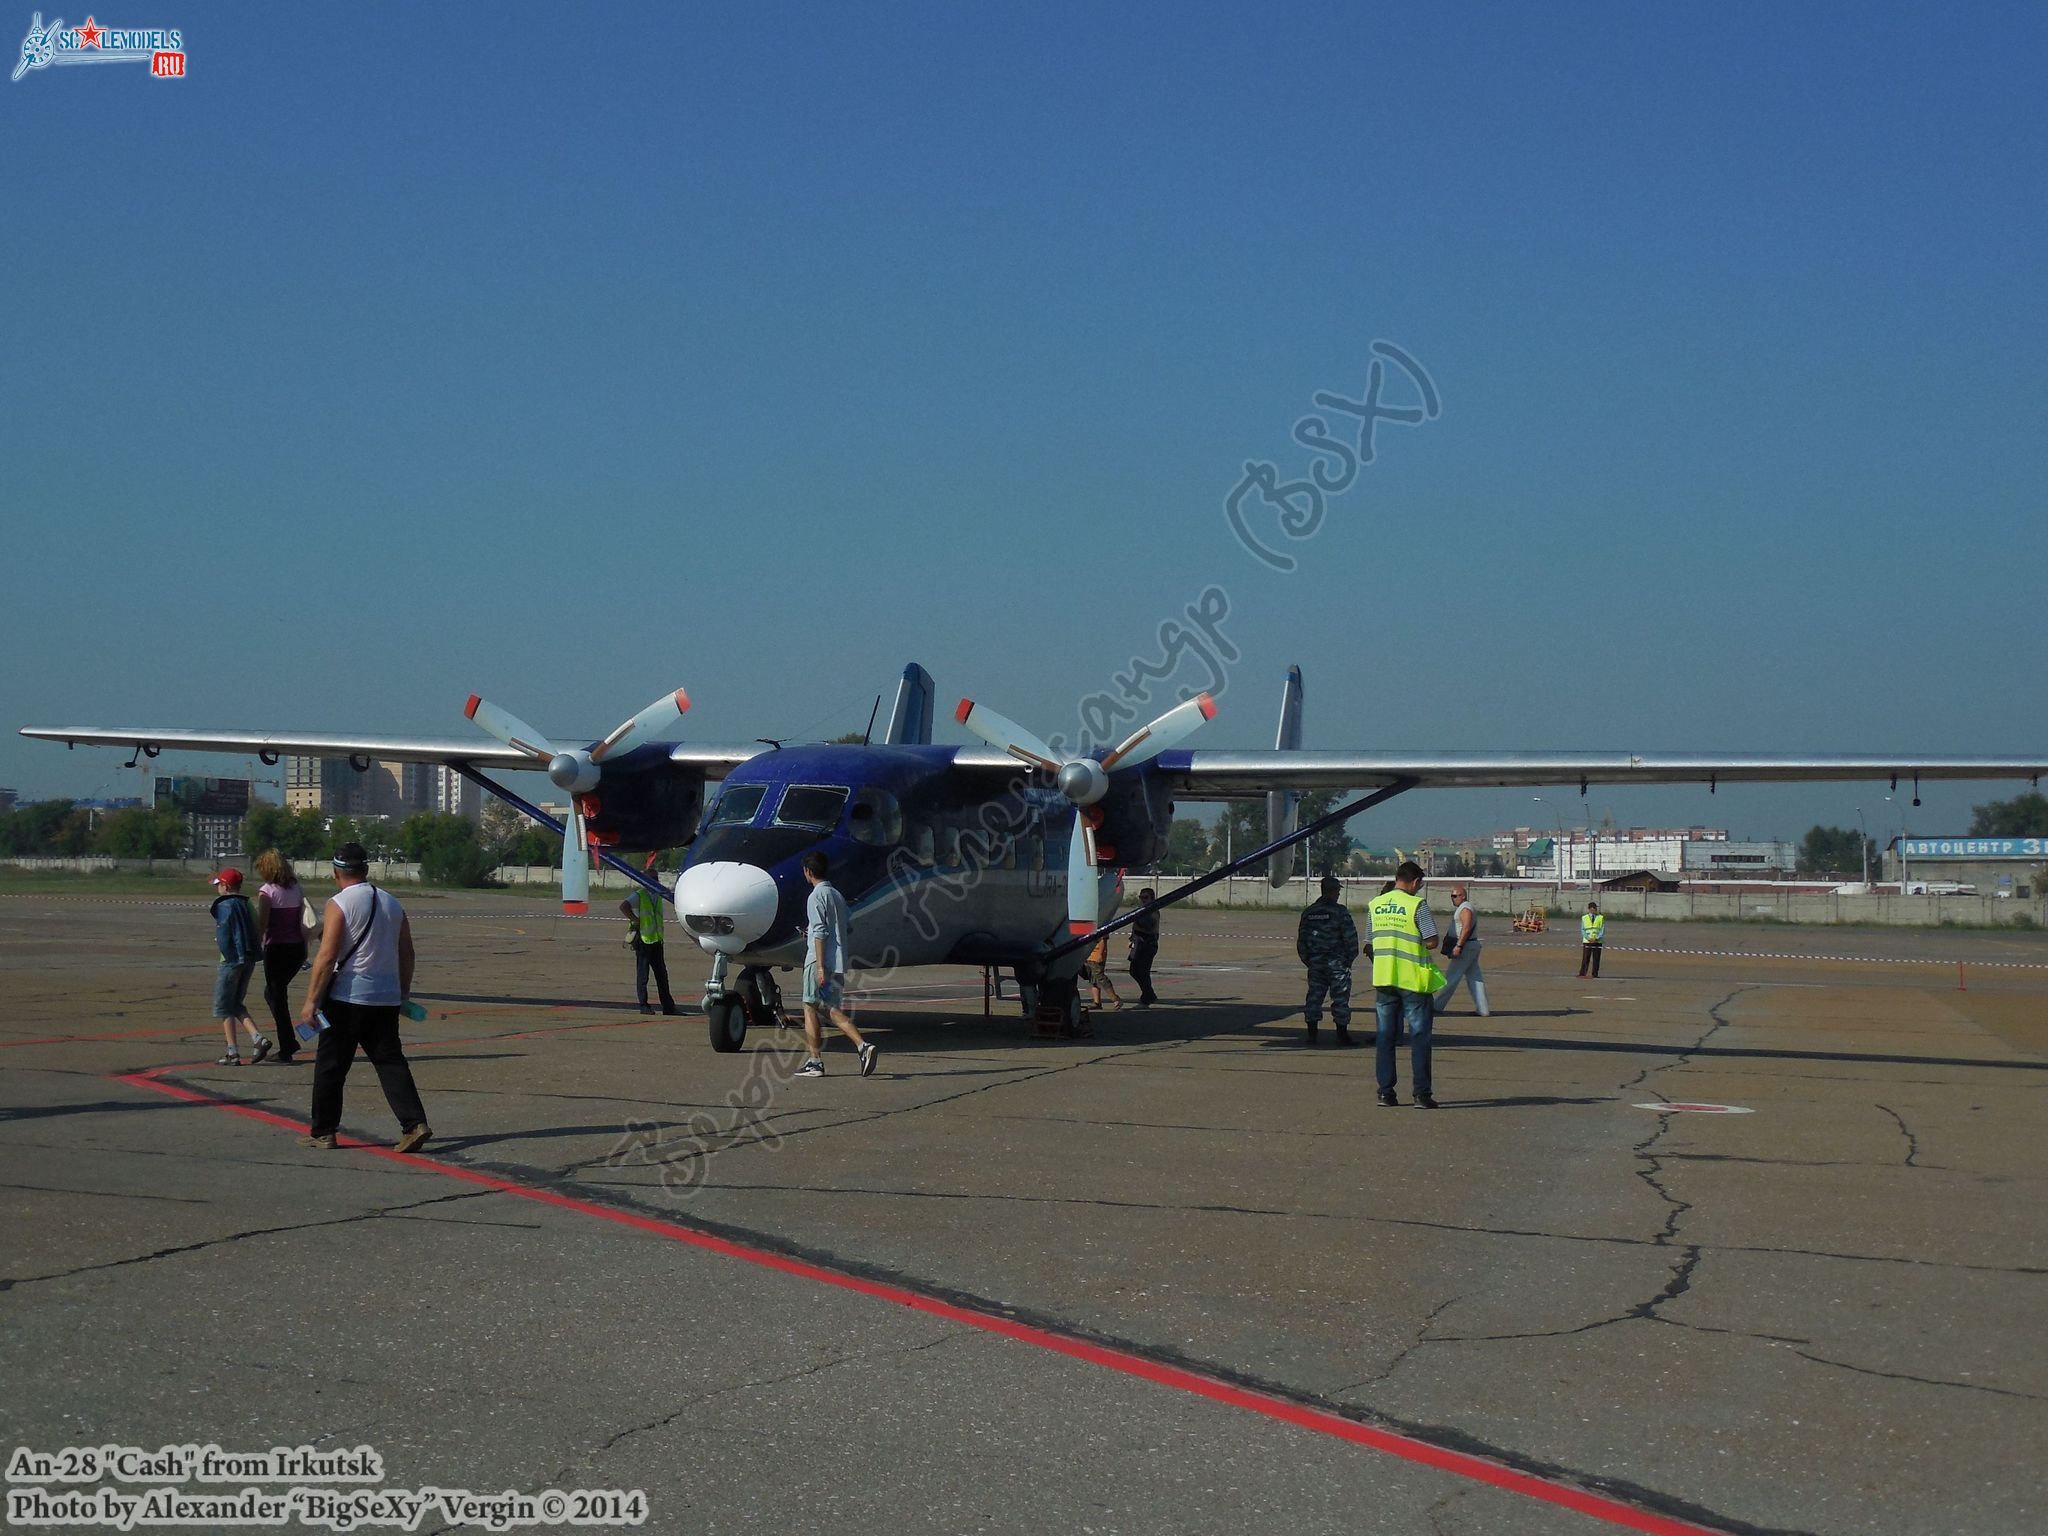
[22,663,2046,1048]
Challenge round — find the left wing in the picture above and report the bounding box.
[1144,750,2048,797]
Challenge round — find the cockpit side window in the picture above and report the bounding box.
[848,788,903,847]
[774,784,850,830]
[707,783,767,827]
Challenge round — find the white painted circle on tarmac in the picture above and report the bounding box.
[1634,1102,1754,1114]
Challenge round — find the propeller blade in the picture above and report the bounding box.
[464,695,557,766]
[561,803,590,915]
[955,698,1061,775]
[1067,808,1099,937]
[590,687,691,764]
[1100,692,1216,771]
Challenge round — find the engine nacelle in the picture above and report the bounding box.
[1090,771,1175,870]
[572,745,705,851]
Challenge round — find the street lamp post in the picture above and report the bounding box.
[1855,807,1870,886]
[1584,805,1598,894]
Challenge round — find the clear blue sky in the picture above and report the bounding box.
[4,2,2043,845]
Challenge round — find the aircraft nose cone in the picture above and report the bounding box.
[674,861,781,955]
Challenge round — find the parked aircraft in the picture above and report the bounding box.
[23,665,2045,1044]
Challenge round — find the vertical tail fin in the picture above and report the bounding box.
[885,663,936,746]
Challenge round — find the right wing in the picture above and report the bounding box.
[16,726,760,779]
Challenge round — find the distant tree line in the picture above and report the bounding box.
[1968,792,2048,838]
[1153,791,1368,878]
[1797,825,1879,877]
[0,801,189,859]
[0,798,579,889]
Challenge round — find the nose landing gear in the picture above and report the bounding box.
[703,963,792,1053]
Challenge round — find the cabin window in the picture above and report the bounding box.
[774,784,850,830]
[707,783,767,826]
[848,788,903,847]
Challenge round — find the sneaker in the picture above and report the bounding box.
[217,1053,242,1066]
[297,1133,336,1150]
[393,1125,432,1155]
[858,1042,879,1078]
[1377,1088,1400,1108]
[250,1037,272,1065]
[795,1059,825,1078]
[1413,1093,1439,1110]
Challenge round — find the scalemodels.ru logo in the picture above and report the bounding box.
[13,12,185,81]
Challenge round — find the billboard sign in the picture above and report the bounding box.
[1899,837,2047,859]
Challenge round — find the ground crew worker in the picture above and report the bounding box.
[1295,874,1359,1045]
[1435,883,1489,1016]
[1370,861,1441,1108]
[619,855,678,1015]
[1127,888,1160,1007]
[1578,900,1606,978]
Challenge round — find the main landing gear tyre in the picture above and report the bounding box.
[707,996,747,1053]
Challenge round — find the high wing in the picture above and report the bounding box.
[1147,750,2048,797]
[941,746,2047,795]
[15,726,759,779]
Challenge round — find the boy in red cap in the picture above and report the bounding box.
[209,868,271,1065]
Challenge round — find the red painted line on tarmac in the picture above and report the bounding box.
[110,1064,1729,1535]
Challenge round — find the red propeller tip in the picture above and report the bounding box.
[954,698,975,723]
[1197,693,1217,720]
[1068,920,1095,936]
[563,901,588,916]
[463,695,481,719]
[674,688,690,715]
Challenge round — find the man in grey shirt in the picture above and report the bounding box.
[796,852,877,1079]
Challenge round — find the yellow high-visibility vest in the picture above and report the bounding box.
[1370,888,1435,992]
[631,888,665,945]
[1582,912,1605,943]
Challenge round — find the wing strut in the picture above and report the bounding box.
[1047,777,1417,962]
[447,763,670,903]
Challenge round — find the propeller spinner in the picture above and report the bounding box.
[955,692,1214,936]
[463,688,689,915]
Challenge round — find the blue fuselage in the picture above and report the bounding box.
[677,744,1103,970]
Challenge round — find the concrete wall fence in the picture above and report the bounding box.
[1,856,641,892]
[1159,876,2046,929]
[6,858,2044,928]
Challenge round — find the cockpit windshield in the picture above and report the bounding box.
[774,785,850,830]
[706,783,768,827]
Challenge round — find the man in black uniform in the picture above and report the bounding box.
[1295,875,1361,1046]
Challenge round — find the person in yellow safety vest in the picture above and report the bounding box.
[619,855,678,1015]
[1370,861,1443,1109]
[1577,901,1606,979]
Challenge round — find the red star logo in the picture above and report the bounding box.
[76,16,103,48]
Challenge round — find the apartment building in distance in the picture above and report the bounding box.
[282,757,484,823]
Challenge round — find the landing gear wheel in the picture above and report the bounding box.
[707,996,747,1053]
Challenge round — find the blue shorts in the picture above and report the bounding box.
[213,960,257,1018]
[803,965,844,1009]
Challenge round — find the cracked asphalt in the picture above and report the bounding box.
[2,891,2043,1534]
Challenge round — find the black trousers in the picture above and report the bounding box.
[634,940,676,1010]
[310,997,427,1138]
[1128,939,1158,1004]
[262,942,306,1052]
[1579,941,1603,977]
